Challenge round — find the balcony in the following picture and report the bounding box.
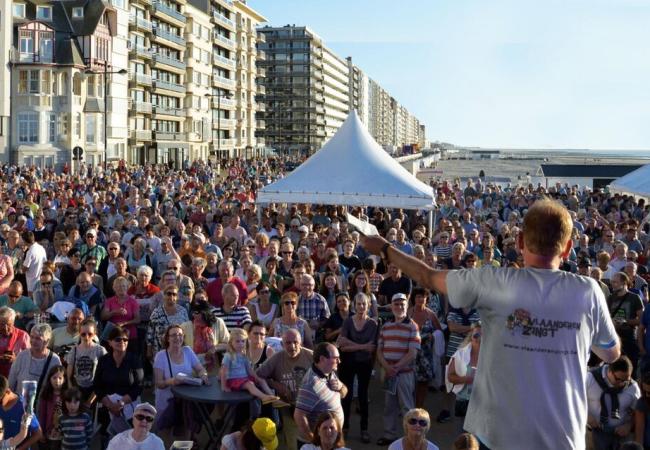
[256,119,265,128]
[256,67,266,77]
[213,33,235,49]
[152,28,186,47]
[130,129,152,141]
[217,138,235,147]
[152,1,186,24]
[153,53,186,71]
[153,131,186,141]
[212,118,237,128]
[211,11,234,29]
[130,0,151,6]
[256,103,266,112]
[256,50,266,61]
[129,100,153,114]
[129,71,152,86]
[256,85,265,94]
[256,32,266,43]
[212,74,235,88]
[153,104,185,117]
[129,43,152,60]
[213,54,235,68]
[211,97,236,108]
[153,79,186,94]
[129,14,152,32]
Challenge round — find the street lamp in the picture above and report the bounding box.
[85,65,127,171]
[205,89,233,164]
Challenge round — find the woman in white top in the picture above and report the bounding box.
[387,409,439,450]
[300,412,351,450]
[248,282,278,329]
[152,324,208,430]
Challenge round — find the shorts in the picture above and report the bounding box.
[226,375,256,391]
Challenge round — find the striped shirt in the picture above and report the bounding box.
[446,308,481,357]
[60,413,93,450]
[369,272,384,294]
[295,366,344,432]
[378,318,420,371]
[213,306,252,330]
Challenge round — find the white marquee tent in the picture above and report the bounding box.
[256,111,435,210]
[609,164,650,197]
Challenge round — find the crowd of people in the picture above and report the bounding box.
[0,157,648,450]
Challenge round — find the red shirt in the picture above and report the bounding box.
[206,276,248,307]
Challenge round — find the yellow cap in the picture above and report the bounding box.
[252,417,278,450]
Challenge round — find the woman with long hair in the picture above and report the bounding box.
[269,292,313,349]
[446,323,482,423]
[348,270,379,318]
[299,412,350,450]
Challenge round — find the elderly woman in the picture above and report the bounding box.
[128,265,160,320]
[190,257,210,292]
[105,257,137,298]
[387,409,439,450]
[300,411,350,450]
[153,324,208,431]
[106,402,164,450]
[244,263,262,300]
[0,245,14,296]
[125,238,152,276]
[94,326,144,440]
[8,323,62,393]
[146,285,189,360]
[0,307,30,378]
[269,292,313,349]
[102,277,141,342]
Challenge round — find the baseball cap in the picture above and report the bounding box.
[86,229,97,237]
[298,225,308,233]
[134,402,157,416]
[252,418,278,450]
[391,293,408,303]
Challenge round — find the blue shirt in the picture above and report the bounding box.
[0,395,40,448]
[60,413,92,450]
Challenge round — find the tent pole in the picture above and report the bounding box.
[428,209,434,238]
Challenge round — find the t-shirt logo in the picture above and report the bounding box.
[506,308,581,338]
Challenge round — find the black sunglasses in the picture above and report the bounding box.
[408,418,429,427]
[134,414,154,423]
[113,337,129,343]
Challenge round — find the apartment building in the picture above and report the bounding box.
[233,0,266,159]
[8,0,123,169]
[0,0,11,163]
[127,0,189,167]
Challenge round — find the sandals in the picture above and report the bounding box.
[261,395,280,405]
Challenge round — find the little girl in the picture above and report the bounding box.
[37,366,66,449]
[58,388,93,450]
[220,328,278,403]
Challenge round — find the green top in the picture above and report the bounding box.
[0,295,38,330]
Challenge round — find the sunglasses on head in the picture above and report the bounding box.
[134,414,154,423]
[408,418,429,427]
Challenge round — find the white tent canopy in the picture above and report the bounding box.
[257,111,435,210]
[610,164,650,197]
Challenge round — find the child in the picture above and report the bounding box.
[220,328,278,403]
[58,388,92,450]
[0,413,33,450]
[37,366,66,448]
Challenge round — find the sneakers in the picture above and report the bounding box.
[436,409,451,423]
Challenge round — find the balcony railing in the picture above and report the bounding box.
[129,43,152,59]
[153,131,186,141]
[212,11,234,28]
[152,1,186,23]
[153,104,185,116]
[213,118,237,128]
[130,129,152,140]
[153,28,186,46]
[129,14,152,32]
[129,71,152,86]
[153,79,186,93]
[211,97,236,108]
[153,53,186,70]
[212,54,235,68]
[256,50,266,60]
[212,74,235,87]
[129,100,153,113]
[257,33,266,43]
[214,33,235,48]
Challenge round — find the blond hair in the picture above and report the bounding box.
[227,328,249,356]
[522,199,572,257]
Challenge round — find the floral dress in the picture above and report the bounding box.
[415,319,435,382]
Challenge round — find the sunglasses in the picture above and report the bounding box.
[408,418,429,427]
[472,333,482,339]
[134,414,155,423]
[113,337,129,343]
[283,301,297,306]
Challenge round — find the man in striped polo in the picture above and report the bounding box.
[376,292,421,446]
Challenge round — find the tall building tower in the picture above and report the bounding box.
[0,0,12,163]
[257,25,350,155]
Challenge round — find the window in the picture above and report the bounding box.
[18,112,39,143]
[19,30,34,57]
[99,12,107,25]
[29,70,39,93]
[112,0,125,10]
[72,7,83,18]
[36,6,52,20]
[87,75,95,97]
[18,71,28,93]
[75,113,81,138]
[73,73,82,95]
[12,3,25,17]
[48,113,56,142]
[59,114,69,137]
[41,70,51,94]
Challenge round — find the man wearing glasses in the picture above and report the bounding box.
[586,356,639,449]
[0,282,37,331]
[79,229,107,272]
[363,199,620,449]
[106,402,164,450]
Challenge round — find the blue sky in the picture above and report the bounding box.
[248,0,650,150]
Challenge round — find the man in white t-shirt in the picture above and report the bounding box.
[21,231,47,295]
[106,402,164,450]
[363,199,621,450]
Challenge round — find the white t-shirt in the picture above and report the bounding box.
[23,243,47,292]
[300,445,351,450]
[586,366,640,427]
[387,439,438,450]
[106,430,164,450]
[446,267,619,450]
[153,346,200,414]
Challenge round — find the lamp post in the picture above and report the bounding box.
[205,89,233,164]
[85,65,127,171]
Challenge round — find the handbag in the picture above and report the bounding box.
[154,350,182,431]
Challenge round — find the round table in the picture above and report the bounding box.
[172,376,253,448]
